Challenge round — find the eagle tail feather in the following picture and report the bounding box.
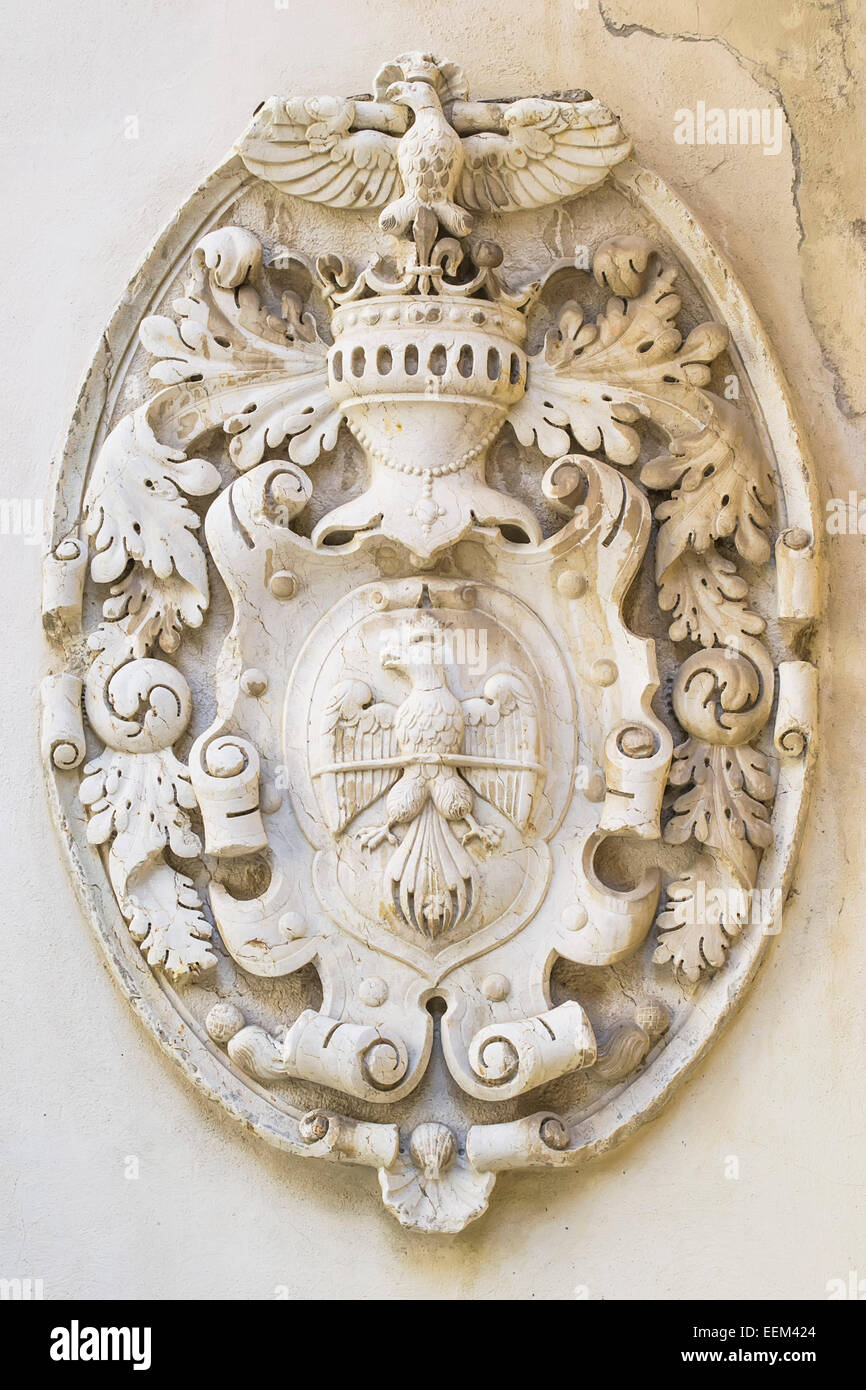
[386,803,474,938]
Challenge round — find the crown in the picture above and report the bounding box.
[394,53,444,86]
[327,294,527,413]
[318,219,534,413]
[372,52,469,103]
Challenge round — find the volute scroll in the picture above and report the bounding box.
[43,50,820,1233]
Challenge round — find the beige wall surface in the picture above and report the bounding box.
[3,0,864,1299]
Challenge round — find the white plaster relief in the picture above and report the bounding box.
[42,52,821,1233]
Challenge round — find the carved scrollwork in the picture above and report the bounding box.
[42,51,819,1232]
[84,651,192,755]
[189,734,268,858]
[672,645,772,756]
[75,626,213,977]
[225,1010,415,1102]
[516,237,780,981]
[646,422,776,976]
[504,237,778,983]
[466,1001,596,1097]
[40,674,86,770]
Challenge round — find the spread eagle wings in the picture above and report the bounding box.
[458,98,632,213]
[239,96,402,209]
[460,673,541,830]
[238,95,630,213]
[317,679,400,833]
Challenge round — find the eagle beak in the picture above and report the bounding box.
[385,81,407,105]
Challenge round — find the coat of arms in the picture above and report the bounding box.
[42,54,820,1231]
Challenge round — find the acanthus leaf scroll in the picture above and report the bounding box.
[42,52,820,1232]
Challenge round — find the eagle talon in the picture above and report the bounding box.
[461,816,503,852]
[321,622,538,940]
[356,823,399,851]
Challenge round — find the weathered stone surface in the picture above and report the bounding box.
[40,48,821,1235]
[5,0,860,1293]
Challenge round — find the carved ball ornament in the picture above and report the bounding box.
[42,53,821,1232]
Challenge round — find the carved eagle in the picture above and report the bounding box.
[238,53,632,239]
[312,617,542,937]
[316,671,540,836]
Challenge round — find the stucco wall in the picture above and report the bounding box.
[4,0,864,1298]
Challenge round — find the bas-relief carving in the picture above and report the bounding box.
[42,53,821,1232]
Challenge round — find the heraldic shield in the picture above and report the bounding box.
[42,53,820,1232]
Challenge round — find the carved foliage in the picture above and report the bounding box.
[664,740,774,883]
[80,746,214,977]
[40,55,814,1234]
[76,228,341,978]
[510,235,777,978]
